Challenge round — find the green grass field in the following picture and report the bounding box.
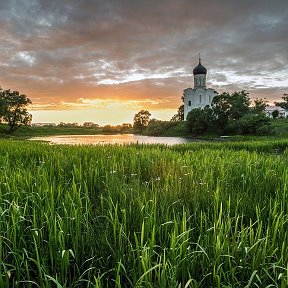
[0,139,288,287]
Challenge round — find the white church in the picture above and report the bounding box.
[183,58,218,119]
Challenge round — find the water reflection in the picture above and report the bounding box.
[30,134,193,145]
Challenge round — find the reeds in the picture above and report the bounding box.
[0,139,288,287]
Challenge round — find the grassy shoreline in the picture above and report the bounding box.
[1,118,287,141]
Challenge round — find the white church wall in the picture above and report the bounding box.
[183,88,217,119]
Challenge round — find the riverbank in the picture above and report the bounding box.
[0,118,287,141]
[0,124,133,138]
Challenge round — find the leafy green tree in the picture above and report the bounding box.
[275,93,288,109]
[211,92,231,132]
[228,91,250,120]
[186,106,214,136]
[171,105,184,121]
[0,88,32,133]
[211,90,272,134]
[252,98,268,114]
[133,110,151,132]
[212,91,259,133]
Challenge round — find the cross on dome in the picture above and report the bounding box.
[193,56,207,75]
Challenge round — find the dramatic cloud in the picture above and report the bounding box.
[0,0,287,123]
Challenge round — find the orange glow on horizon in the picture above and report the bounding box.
[30,104,177,126]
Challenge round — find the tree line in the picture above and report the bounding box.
[133,91,288,137]
[186,91,269,136]
[1,86,287,136]
[0,87,133,134]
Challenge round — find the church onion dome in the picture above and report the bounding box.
[193,59,207,75]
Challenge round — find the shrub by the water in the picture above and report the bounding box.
[0,139,288,287]
[144,120,185,136]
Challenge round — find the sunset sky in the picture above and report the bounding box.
[1,0,288,125]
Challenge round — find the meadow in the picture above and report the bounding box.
[0,139,288,287]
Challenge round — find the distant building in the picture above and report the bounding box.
[183,58,218,119]
[32,123,56,127]
[265,106,288,118]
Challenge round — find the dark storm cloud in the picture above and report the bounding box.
[0,0,287,108]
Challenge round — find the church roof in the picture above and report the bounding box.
[193,59,207,75]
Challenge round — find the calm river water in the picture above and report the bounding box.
[30,134,195,145]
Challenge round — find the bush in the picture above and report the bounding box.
[255,125,274,136]
[224,120,239,135]
[145,120,180,136]
[238,114,270,135]
[186,107,214,136]
[163,121,189,136]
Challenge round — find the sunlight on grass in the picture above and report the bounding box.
[0,139,288,287]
